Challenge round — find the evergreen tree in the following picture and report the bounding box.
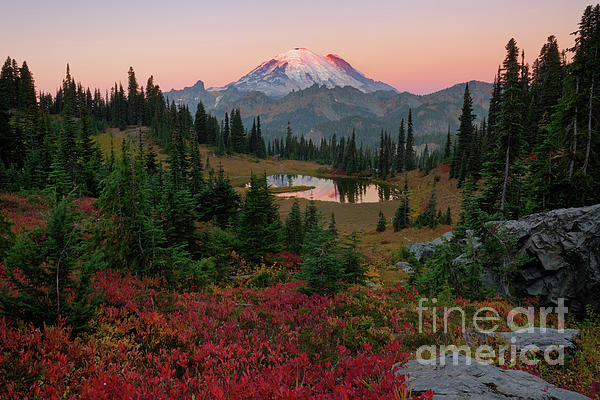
[0,198,98,332]
[340,232,367,284]
[404,109,416,170]
[416,182,439,229]
[159,176,198,253]
[189,131,204,196]
[230,109,246,153]
[443,206,452,225]
[328,212,337,237]
[198,163,240,229]
[127,66,140,125]
[285,199,304,254]
[194,101,208,143]
[443,126,452,164]
[222,112,230,153]
[96,144,159,272]
[453,83,476,185]
[376,210,387,232]
[236,174,282,263]
[396,119,406,171]
[300,226,342,294]
[303,200,320,234]
[392,177,411,231]
[481,39,526,219]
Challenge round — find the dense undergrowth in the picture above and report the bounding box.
[0,193,598,399]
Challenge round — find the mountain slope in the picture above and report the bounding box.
[164,48,492,147]
[212,48,398,98]
[209,81,492,147]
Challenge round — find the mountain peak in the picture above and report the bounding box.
[221,48,397,98]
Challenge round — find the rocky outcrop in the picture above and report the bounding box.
[407,231,453,262]
[397,353,590,399]
[499,204,600,313]
[406,205,600,313]
[396,261,414,274]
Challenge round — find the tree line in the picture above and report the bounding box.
[448,5,599,219]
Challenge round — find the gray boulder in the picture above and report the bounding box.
[482,327,580,352]
[365,280,378,289]
[499,204,600,313]
[397,353,589,399]
[407,231,453,262]
[396,261,414,274]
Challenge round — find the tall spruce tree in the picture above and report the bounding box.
[285,199,304,254]
[454,83,476,185]
[194,101,208,144]
[481,39,526,219]
[376,210,387,232]
[396,118,406,172]
[404,109,416,170]
[236,174,282,263]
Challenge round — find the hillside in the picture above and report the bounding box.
[166,80,492,147]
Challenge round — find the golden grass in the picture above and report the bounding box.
[94,126,169,162]
[276,165,461,257]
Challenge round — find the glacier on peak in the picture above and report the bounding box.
[215,48,397,98]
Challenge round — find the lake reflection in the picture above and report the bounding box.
[267,175,401,204]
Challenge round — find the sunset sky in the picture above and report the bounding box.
[2,0,592,95]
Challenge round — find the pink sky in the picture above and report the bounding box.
[2,0,591,95]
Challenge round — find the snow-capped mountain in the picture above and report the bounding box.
[212,48,398,98]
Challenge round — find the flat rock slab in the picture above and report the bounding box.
[397,353,589,399]
[485,328,580,352]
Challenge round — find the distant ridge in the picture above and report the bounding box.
[164,50,492,147]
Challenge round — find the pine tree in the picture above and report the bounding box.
[328,212,337,237]
[392,176,410,231]
[526,35,564,150]
[159,176,198,253]
[454,83,476,185]
[197,163,240,229]
[404,109,416,170]
[96,144,167,273]
[127,66,140,125]
[236,174,282,263]
[300,225,342,294]
[416,181,438,229]
[0,198,99,332]
[285,122,293,158]
[483,39,526,219]
[222,112,230,153]
[443,126,452,164]
[303,200,320,233]
[376,210,387,232]
[285,199,304,254]
[340,232,366,284]
[189,131,204,196]
[396,118,406,171]
[443,206,452,225]
[194,101,208,143]
[230,108,246,153]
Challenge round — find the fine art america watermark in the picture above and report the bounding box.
[415,298,569,366]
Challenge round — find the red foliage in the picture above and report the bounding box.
[0,271,432,399]
[0,193,50,232]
